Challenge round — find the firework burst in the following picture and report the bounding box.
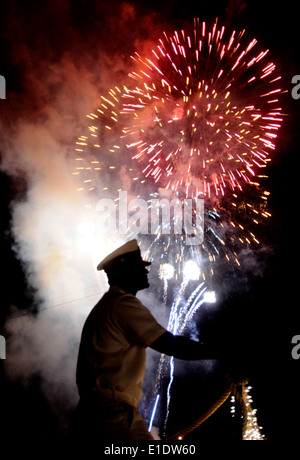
[123,18,283,199]
[71,18,284,440]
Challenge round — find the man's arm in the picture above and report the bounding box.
[150,331,219,360]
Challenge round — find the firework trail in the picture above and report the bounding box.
[153,266,210,434]
[165,282,207,432]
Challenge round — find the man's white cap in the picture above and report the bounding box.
[97,239,151,271]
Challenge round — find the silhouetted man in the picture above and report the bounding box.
[74,239,219,441]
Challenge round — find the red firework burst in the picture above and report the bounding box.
[121,18,284,198]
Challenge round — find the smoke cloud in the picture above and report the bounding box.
[0,0,166,434]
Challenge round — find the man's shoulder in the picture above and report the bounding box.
[114,291,142,307]
[83,287,125,325]
[92,287,140,310]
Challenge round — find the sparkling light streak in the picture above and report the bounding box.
[242,385,265,440]
[154,281,209,435]
[148,394,160,432]
[231,385,265,440]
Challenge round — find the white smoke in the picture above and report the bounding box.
[0,1,166,434]
[1,83,106,425]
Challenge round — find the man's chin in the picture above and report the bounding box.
[138,278,149,291]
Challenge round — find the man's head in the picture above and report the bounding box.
[97,240,151,294]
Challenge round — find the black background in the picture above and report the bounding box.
[1,0,300,447]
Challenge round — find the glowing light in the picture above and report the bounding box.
[159,263,175,280]
[183,260,200,280]
[148,394,160,432]
[76,221,95,235]
[76,221,96,253]
[203,290,217,303]
[242,385,265,440]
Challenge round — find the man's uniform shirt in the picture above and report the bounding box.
[76,286,166,408]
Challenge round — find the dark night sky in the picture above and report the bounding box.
[1,0,300,448]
